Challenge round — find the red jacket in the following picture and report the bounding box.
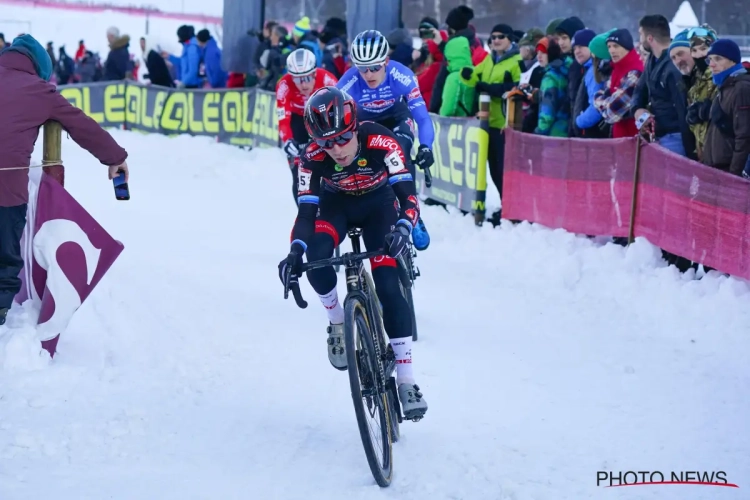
[0,52,127,207]
[416,39,443,107]
[276,68,339,144]
[75,42,86,62]
[610,49,644,138]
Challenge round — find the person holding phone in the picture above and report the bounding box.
[0,34,129,326]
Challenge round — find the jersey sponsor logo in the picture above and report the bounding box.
[357,158,367,167]
[385,150,407,175]
[277,80,289,100]
[362,98,395,110]
[323,74,338,86]
[304,143,326,161]
[339,76,358,93]
[330,171,387,193]
[334,163,344,171]
[407,86,421,101]
[367,134,400,151]
[389,66,414,87]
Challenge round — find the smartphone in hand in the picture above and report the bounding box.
[113,169,130,200]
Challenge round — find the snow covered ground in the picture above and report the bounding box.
[0,130,749,499]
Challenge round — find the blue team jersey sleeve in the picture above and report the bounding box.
[336,68,362,100]
[387,61,435,149]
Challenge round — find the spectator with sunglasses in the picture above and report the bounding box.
[276,48,339,206]
[279,86,428,421]
[460,23,522,225]
[337,30,435,251]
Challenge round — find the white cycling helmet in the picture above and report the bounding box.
[286,48,317,77]
[350,30,389,66]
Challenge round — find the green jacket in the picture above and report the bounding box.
[440,37,476,117]
[688,66,718,158]
[534,57,572,137]
[460,46,522,129]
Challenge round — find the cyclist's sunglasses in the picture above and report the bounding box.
[315,131,355,149]
[293,74,315,84]
[356,64,383,74]
[491,34,507,40]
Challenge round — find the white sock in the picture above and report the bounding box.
[319,288,345,324]
[389,337,415,385]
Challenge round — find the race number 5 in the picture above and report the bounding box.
[298,168,312,191]
[386,151,405,174]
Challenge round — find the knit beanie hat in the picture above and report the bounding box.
[293,17,311,39]
[2,33,52,81]
[668,29,690,54]
[519,27,544,46]
[445,5,474,32]
[707,38,742,64]
[196,29,211,43]
[535,37,549,54]
[491,24,514,37]
[589,29,615,60]
[572,29,596,48]
[177,25,194,43]
[555,16,585,38]
[606,28,634,51]
[419,16,439,30]
[545,18,564,36]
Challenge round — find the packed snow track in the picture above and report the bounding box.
[0,131,748,500]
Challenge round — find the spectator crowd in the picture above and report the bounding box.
[24,6,750,271]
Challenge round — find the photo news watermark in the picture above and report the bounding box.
[597,471,739,488]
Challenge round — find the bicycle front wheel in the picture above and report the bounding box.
[344,297,393,487]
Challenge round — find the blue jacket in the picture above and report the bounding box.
[575,59,606,130]
[103,35,131,81]
[297,36,323,67]
[180,37,202,87]
[201,38,227,88]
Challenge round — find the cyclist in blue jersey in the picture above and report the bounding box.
[336,30,435,251]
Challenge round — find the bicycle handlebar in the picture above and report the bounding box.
[283,249,386,309]
[413,157,433,188]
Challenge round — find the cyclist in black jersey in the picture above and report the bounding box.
[278,86,428,420]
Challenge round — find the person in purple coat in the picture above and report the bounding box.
[0,34,130,326]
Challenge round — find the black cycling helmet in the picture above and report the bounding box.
[303,86,357,145]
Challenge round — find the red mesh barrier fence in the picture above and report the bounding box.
[502,129,750,280]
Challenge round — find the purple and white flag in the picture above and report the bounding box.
[15,169,124,356]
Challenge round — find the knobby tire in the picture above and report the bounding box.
[363,271,400,443]
[344,297,393,487]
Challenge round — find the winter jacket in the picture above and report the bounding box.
[296,32,322,67]
[567,55,584,133]
[321,37,348,78]
[74,42,86,62]
[520,60,544,87]
[144,50,174,87]
[103,35,131,81]
[461,46,523,129]
[687,65,717,159]
[633,49,695,158]
[574,59,607,133]
[55,48,75,84]
[77,51,101,83]
[415,39,442,107]
[201,38,227,88]
[594,49,643,138]
[0,51,127,207]
[180,37,202,87]
[702,69,750,175]
[440,37,476,117]
[534,57,572,137]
